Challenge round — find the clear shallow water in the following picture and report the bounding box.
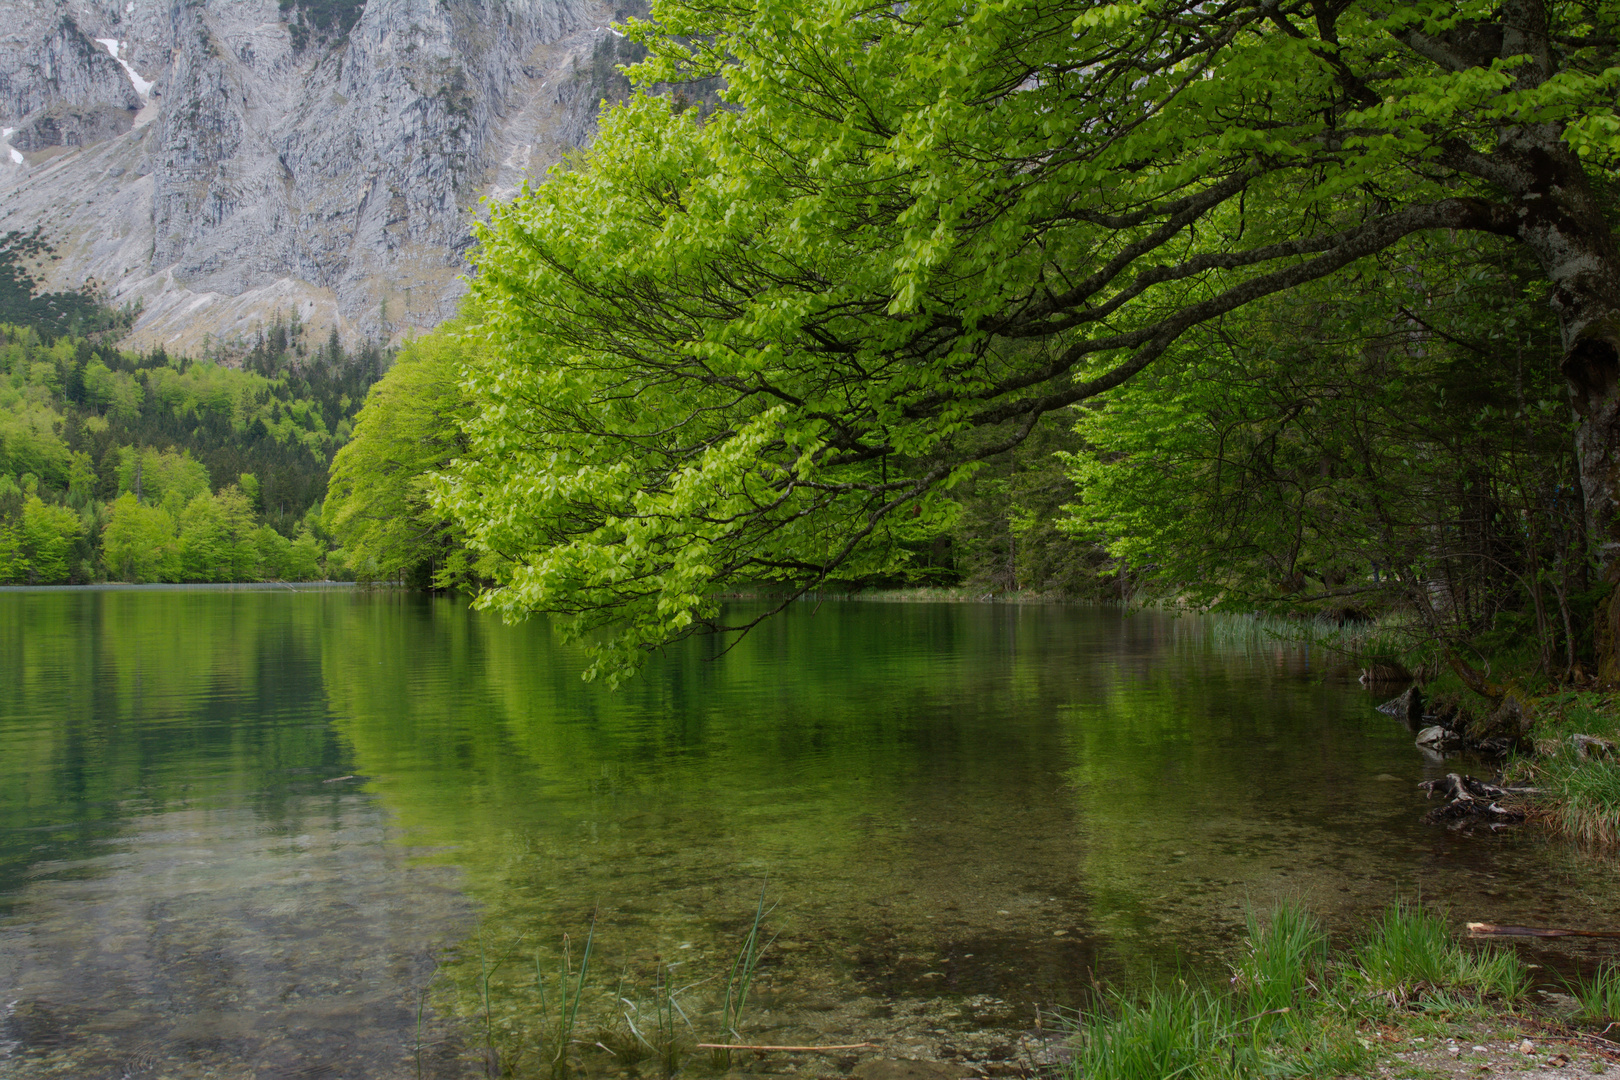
[3,591,1619,1078]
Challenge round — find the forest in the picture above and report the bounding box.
[0,313,384,585]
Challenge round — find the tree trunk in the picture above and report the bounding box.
[1566,317,1620,681]
[1482,134,1620,676]
[1471,1,1620,679]
[1527,155,1620,678]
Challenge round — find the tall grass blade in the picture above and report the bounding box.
[1354,901,1527,1005]
[1571,962,1620,1028]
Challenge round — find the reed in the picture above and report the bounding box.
[480,930,526,1077]
[620,962,698,1077]
[1202,610,1412,669]
[415,984,428,1080]
[531,920,595,1080]
[713,882,776,1068]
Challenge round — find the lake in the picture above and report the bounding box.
[3,589,1618,1078]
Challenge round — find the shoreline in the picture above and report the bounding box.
[0,579,362,593]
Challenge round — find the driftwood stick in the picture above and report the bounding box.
[1467,922,1620,939]
[697,1043,878,1052]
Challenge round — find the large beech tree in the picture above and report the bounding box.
[438,0,1620,681]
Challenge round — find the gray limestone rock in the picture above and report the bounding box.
[0,0,656,351]
[11,101,134,150]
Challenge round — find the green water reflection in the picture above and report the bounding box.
[4,591,1620,1078]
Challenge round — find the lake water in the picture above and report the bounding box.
[3,589,1619,1079]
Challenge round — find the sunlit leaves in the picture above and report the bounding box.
[436,0,1620,680]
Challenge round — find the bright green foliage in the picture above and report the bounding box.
[7,495,86,584]
[0,316,386,583]
[0,402,73,487]
[440,0,1620,680]
[116,447,212,507]
[177,487,259,583]
[101,494,179,583]
[251,524,322,581]
[82,360,144,423]
[238,472,261,511]
[324,327,484,588]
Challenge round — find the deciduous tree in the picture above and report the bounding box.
[439,0,1620,680]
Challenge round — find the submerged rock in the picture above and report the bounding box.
[1415,725,1461,751]
[1376,685,1424,724]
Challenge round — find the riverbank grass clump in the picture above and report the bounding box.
[1569,962,1620,1029]
[1353,901,1529,1006]
[1507,692,1620,846]
[1065,902,1529,1080]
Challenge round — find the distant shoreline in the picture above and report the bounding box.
[0,581,363,593]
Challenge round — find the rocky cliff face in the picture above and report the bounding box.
[0,0,648,352]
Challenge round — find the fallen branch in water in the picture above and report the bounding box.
[697,1043,878,1052]
[1418,774,1529,828]
[1467,922,1620,939]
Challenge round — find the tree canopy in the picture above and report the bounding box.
[324,328,489,588]
[435,0,1620,681]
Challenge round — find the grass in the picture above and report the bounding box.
[1068,981,1233,1080]
[1200,611,1417,672]
[1231,902,1326,1021]
[1545,757,1620,845]
[1504,691,1620,846]
[1570,962,1620,1031]
[1353,901,1529,1006]
[1060,901,1527,1080]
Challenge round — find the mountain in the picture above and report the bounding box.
[0,0,648,352]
